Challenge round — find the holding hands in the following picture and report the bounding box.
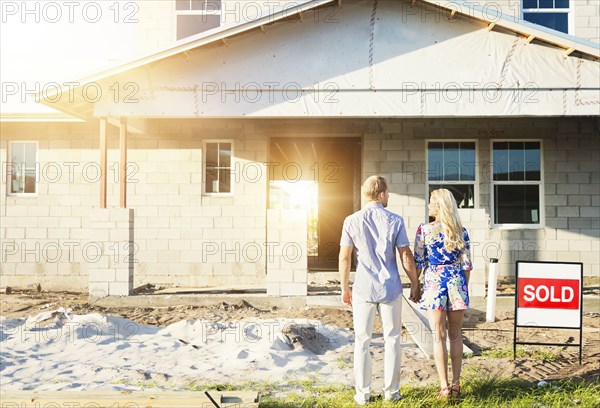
[409,284,421,303]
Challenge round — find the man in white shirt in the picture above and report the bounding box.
[339,175,420,405]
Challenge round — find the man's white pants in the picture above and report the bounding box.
[353,295,403,401]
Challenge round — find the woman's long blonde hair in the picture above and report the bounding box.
[430,189,466,252]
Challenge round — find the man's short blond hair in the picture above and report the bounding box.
[362,175,388,201]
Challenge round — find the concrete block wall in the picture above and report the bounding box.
[485,116,600,280]
[0,119,271,293]
[574,0,600,43]
[1,116,598,294]
[362,121,491,296]
[127,120,268,289]
[0,121,122,291]
[362,117,599,285]
[266,209,308,296]
[135,1,176,54]
[88,208,134,297]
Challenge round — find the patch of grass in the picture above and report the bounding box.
[188,379,278,392]
[337,356,352,369]
[482,346,559,362]
[109,378,160,389]
[259,377,599,407]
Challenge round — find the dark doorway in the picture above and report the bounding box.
[269,137,361,271]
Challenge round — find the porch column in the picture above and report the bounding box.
[99,118,107,209]
[266,209,308,296]
[119,117,127,208]
[89,117,134,298]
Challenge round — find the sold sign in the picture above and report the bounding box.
[518,278,580,310]
[515,261,583,329]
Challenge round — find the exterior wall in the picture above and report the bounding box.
[135,0,305,54]
[266,209,308,296]
[0,119,270,291]
[127,120,268,289]
[1,117,598,293]
[0,122,119,291]
[136,1,176,53]
[573,0,600,43]
[363,117,600,285]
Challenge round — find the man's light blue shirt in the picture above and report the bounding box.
[340,202,410,302]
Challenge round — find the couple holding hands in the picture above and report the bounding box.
[339,175,472,404]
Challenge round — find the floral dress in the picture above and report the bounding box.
[414,222,472,311]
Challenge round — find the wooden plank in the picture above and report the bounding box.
[0,391,259,408]
[401,292,434,359]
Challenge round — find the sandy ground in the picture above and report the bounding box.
[1,289,598,393]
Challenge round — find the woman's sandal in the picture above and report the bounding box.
[450,383,461,400]
[438,386,452,399]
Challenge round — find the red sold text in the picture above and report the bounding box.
[518,278,580,310]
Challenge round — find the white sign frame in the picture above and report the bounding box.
[513,260,584,364]
[515,261,583,329]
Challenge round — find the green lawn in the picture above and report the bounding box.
[259,376,599,407]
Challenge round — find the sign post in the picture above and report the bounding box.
[514,261,583,364]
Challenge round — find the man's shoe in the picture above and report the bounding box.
[384,392,402,402]
[353,394,370,405]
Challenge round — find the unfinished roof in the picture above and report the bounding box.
[38,0,599,119]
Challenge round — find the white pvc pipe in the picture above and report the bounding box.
[486,258,499,323]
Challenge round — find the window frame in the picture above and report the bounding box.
[203,139,233,196]
[426,139,479,212]
[490,139,545,229]
[521,0,574,35]
[173,0,222,41]
[7,141,38,197]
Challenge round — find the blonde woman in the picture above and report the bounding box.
[414,189,472,400]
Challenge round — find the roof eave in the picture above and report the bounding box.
[37,0,338,118]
